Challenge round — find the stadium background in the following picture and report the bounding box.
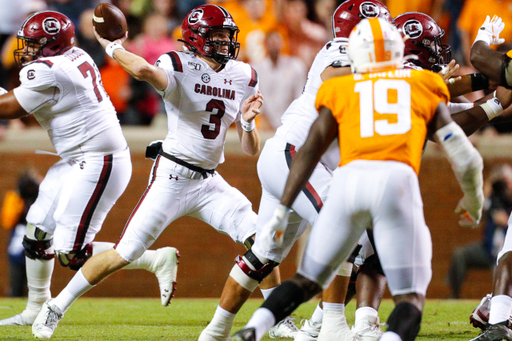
[1,0,512,300]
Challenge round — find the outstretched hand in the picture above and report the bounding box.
[93,26,128,48]
[454,194,483,228]
[241,90,264,123]
[438,60,461,85]
[473,15,505,46]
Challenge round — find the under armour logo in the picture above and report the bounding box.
[224,79,232,85]
[79,161,86,170]
[169,174,179,180]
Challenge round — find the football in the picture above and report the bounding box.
[93,3,127,41]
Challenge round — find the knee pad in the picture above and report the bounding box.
[23,224,55,260]
[57,243,93,271]
[358,254,385,276]
[235,249,279,282]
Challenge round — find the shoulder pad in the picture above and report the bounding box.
[19,61,57,91]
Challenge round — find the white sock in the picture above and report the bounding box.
[379,331,402,341]
[24,257,54,316]
[355,306,379,324]
[123,250,157,272]
[52,269,95,312]
[260,287,276,300]
[323,302,345,313]
[489,295,512,324]
[310,303,324,324]
[246,308,276,341]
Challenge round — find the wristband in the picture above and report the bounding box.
[241,117,256,132]
[470,73,489,91]
[479,96,503,120]
[105,42,125,58]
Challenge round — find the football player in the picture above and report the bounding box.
[467,14,512,341]
[0,11,178,327]
[231,17,484,341]
[29,4,275,339]
[200,2,394,341]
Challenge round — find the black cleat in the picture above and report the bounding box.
[231,327,256,341]
[470,322,512,341]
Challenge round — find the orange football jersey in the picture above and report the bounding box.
[315,68,449,174]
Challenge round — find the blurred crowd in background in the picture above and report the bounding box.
[1,0,512,136]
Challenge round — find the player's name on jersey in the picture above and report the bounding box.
[194,83,236,100]
[354,68,412,80]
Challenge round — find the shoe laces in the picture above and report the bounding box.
[43,305,62,327]
[281,317,299,331]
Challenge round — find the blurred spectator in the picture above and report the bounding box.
[112,0,144,41]
[308,0,337,33]
[76,9,106,69]
[253,30,306,130]
[177,0,205,18]
[457,0,512,67]
[384,0,442,18]
[100,57,133,122]
[46,0,100,27]
[447,163,512,298]
[150,0,181,33]
[282,0,329,67]
[1,169,41,297]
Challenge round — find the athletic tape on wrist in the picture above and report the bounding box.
[106,42,125,59]
[479,97,503,120]
[241,117,256,132]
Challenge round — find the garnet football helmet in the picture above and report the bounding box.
[332,0,393,39]
[394,12,451,71]
[180,4,240,65]
[14,11,75,67]
[348,17,404,73]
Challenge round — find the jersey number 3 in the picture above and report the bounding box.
[355,79,411,138]
[78,62,103,103]
[201,99,225,139]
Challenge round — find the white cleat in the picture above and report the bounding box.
[295,319,321,341]
[32,300,64,339]
[318,311,357,341]
[352,315,383,341]
[269,316,299,338]
[0,312,37,326]
[198,319,233,341]
[154,247,180,306]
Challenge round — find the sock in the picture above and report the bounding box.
[489,295,512,324]
[310,304,324,325]
[323,302,345,313]
[246,308,276,341]
[92,242,114,255]
[122,249,157,272]
[24,257,54,317]
[261,280,307,323]
[52,269,95,312]
[355,306,379,324]
[260,287,276,300]
[202,306,235,337]
[380,331,402,341]
[386,302,422,341]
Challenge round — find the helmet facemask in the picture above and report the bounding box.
[14,35,47,67]
[203,26,240,64]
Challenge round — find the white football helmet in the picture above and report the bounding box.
[348,17,404,73]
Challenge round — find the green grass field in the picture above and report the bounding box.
[0,298,482,340]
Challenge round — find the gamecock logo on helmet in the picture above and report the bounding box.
[360,2,380,18]
[43,18,61,35]
[188,9,204,24]
[403,20,423,39]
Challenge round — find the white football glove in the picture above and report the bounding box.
[473,15,505,46]
[0,87,7,95]
[454,192,484,228]
[259,205,290,248]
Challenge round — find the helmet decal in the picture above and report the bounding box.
[360,2,380,18]
[403,19,423,39]
[43,18,61,35]
[188,9,204,25]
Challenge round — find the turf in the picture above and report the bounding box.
[0,298,482,340]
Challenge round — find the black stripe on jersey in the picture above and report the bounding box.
[34,60,54,68]
[167,51,183,72]
[248,67,258,87]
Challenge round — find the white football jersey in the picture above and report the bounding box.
[155,51,258,170]
[275,38,350,171]
[13,47,126,159]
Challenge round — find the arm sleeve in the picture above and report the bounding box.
[237,64,259,122]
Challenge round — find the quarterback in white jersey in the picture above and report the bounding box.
[30,5,269,339]
[0,11,178,328]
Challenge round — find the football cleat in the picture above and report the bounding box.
[0,313,37,326]
[154,247,180,306]
[469,322,512,341]
[318,311,357,341]
[32,300,64,339]
[232,328,256,341]
[198,318,233,341]
[352,315,383,341]
[471,294,492,330]
[295,319,321,341]
[269,316,299,338]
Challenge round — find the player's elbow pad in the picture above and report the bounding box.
[435,122,484,196]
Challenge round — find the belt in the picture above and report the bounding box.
[158,150,215,179]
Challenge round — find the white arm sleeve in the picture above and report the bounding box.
[448,101,474,114]
[435,121,484,225]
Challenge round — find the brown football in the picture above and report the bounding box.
[93,3,127,41]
